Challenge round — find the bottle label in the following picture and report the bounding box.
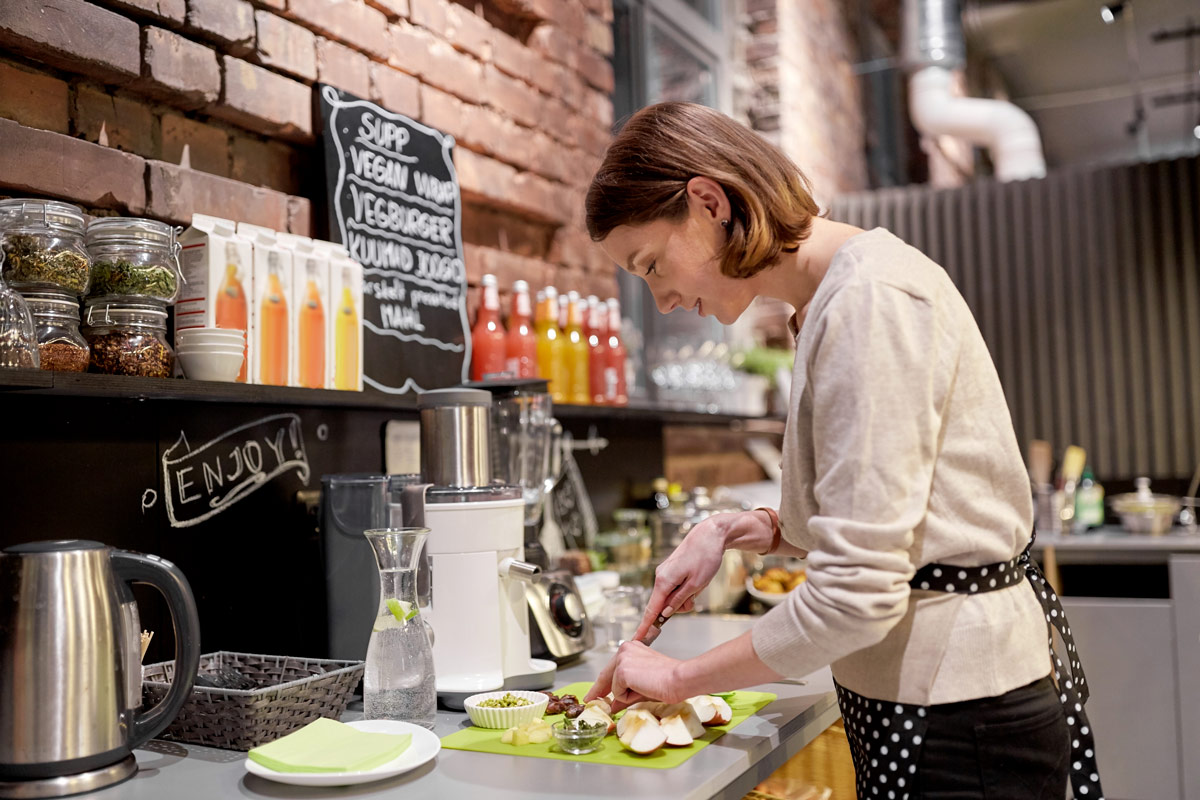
[604,367,618,400]
[506,357,520,374]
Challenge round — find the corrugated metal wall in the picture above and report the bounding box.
[829,156,1200,480]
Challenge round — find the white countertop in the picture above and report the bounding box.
[72,616,839,800]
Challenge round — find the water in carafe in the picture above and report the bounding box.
[364,528,436,729]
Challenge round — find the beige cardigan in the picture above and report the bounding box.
[751,228,1050,705]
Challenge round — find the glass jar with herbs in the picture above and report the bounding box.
[24,290,89,372]
[0,199,91,296]
[82,300,174,378]
[85,217,181,304]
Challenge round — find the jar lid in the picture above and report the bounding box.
[83,299,168,327]
[0,199,86,234]
[85,217,177,249]
[23,292,80,316]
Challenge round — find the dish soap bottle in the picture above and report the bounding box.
[1075,468,1105,529]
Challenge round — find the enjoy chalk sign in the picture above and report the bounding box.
[319,84,470,394]
[161,413,311,528]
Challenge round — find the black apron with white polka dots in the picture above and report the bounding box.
[834,533,1104,799]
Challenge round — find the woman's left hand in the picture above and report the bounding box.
[585,641,686,712]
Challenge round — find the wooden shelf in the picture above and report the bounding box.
[0,369,783,427]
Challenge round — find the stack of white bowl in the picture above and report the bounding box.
[176,327,245,382]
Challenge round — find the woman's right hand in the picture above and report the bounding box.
[632,510,761,643]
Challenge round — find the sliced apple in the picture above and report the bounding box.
[657,710,694,747]
[660,702,706,740]
[625,700,668,717]
[577,705,615,734]
[686,695,718,725]
[708,696,733,726]
[585,697,612,717]
[616,707,657,738]
[617,711,667,754]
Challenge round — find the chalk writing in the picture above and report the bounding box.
[320,85,470,394]
[162,414,310,528]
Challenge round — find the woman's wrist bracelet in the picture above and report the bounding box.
[755,507,781,555]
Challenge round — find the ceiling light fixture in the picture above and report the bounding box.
[1100,1,1124,24]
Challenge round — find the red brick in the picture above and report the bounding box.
[140,27,221,110]
[255,10,317,81]
[585,13,612,55]
[524,58,562,98]
[528,23,575,70]
[542,98,577,146]
[463,243,555,289]
[558,68,587,112]
[582,86,612,127]
[255,0,286,8]
[0,118,146,213]
[317,37,372,98]
[456,147,516,207]
[215,55,313,140]
[536,0,585,42]
[571,112,609,157]
[445,3,491,61]
[73,86,157,155]
[161,112,229,176]
[418,82,464,138]
[369,64,420,116]
[364,0,408,20]
[420,39,485,104]
[548,226,590,269]
[576,48,613,93]
[231,135,298,192]
[491,30,537,82]
[483,64,543,128]
[185,0,256,54]
[286,0,389,60]
[0,61,69,135]
[96,0,186,24]
[287,195,312,235]
[0,0,140,85]
[146,158,289,228]
[409,0,447,36]
[511,170,571,224]
[387,20,432,78]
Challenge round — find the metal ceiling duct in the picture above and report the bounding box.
[902,0,1048,180]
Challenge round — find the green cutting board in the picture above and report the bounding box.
[440,682,777,769]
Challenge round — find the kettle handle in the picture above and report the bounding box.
[112,550,202,750]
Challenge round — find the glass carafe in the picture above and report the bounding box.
[363,527,436,729]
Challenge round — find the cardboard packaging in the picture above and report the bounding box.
[177,214,254,383]
[278,233,330,390]
[321,243,363,392]
[238,223,293,387]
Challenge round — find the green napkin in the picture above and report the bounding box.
[248,718,412,773]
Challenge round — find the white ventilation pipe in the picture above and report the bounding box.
[903,0,1047,181]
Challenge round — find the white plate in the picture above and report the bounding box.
[745,577,789,606]
[243,719,440,787]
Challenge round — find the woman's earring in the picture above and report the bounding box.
[720,219,729,228]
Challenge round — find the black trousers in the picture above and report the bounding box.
[912,676,1070,799]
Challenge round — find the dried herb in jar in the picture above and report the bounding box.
[3,234,90,294]
[90,259,178,300]
[86,332,172,378]
[38,340,89,372]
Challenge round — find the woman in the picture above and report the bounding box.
[582,102,1101,799]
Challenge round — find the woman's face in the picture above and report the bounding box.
[598,187,758,325]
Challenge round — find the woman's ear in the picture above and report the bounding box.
[686,177,730,225]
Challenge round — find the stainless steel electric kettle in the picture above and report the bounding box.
[0,540,201,798]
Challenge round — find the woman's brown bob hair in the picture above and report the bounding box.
[585,102,820,279]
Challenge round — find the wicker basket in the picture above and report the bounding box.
[142,651,365,751]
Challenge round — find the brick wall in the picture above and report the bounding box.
[0,0,618,310]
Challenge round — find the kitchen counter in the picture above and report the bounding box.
[75,616,840,800]
[1032,524,1200,564]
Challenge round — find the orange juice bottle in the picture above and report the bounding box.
[216,242,248,383]
[259,252,289,386]
[298,259,325,389]
[535,286,566,402]
[587,295,609,405]
[334,266,359,390]
[564,291,589,404]
[605,297,628,406]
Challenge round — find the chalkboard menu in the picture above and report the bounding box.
[318,84,470,394]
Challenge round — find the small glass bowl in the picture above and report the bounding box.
[551,719,607,754]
